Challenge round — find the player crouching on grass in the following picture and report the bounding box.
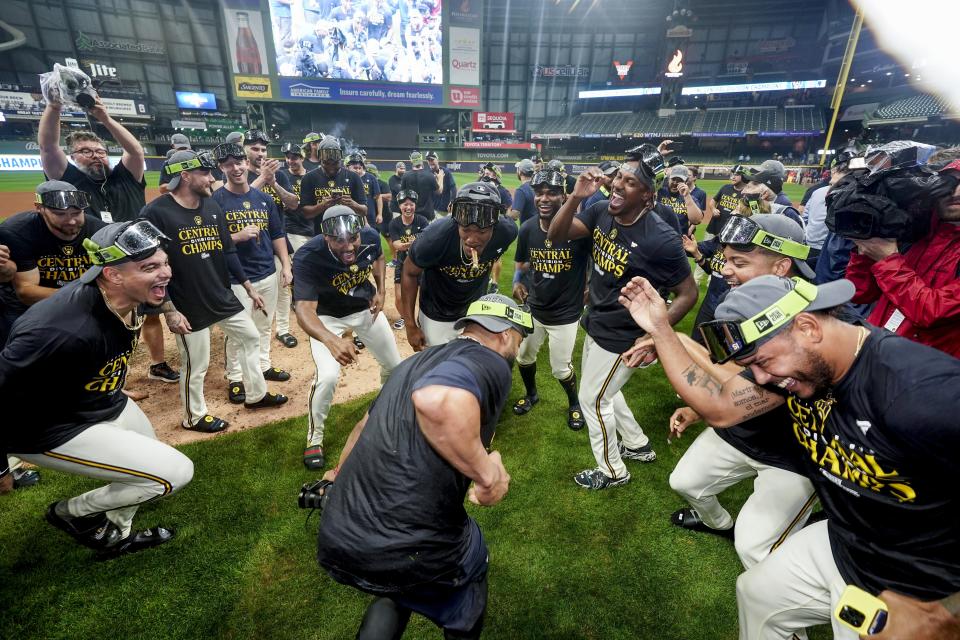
[511,170,591,431]
[0,221,194,559]
[625,214,818,570]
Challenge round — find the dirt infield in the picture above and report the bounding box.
[2,184,413,447]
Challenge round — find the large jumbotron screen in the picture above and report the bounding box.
[221,0,483,109]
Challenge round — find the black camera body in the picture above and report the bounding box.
[826,166,956,242]
[298,479,333,511]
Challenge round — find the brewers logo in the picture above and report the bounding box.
[243,201,252,210]
[62,245,74,256]
[194,216,203,226]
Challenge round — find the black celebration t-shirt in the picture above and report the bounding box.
[0,211,106,290]
[278,168,315,238]
[0,280,138,453]
[407,216,518,322]
[317,339,511,588]
[708,183,743,235]
[575,201,691,354]
[292,226,382,318]
[400,168,439,220]
[749,325,960,600]
[515,217,591,325]
[57,160,146,223]
[657,191,693,232]
[246,168,293,215]
[388,213,430,267]
[140,194,243,331]
[299,167,366,210]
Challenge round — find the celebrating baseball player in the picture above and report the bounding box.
[293,206,401,470]
[547,145,698,489]
[299,137,367,223]
[638,214,818,568]
[0,221,193,559]
[511,170,591,431]
[212,143,293,404]
[142,150,288,433]
[314,294,531,640]
[387,190,429,330]
[400,182,518,349]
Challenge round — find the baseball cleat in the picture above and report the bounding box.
[12,469,40,489]
[670,508,734,540]
[182,415,229,432]
[228,382,246,404]
[353,336,366,350]
[303,445,326,470]
[574,468,631,490]
[392,318,405,330]
[512,394,539,416]
[567,406,585,431]
[45,502,123,550]
[619,442,657,463]
[96,526,176,560]
[262,367,291,382]
[148,361,180,383]
[277,333,298,348]
[245,392,288,409]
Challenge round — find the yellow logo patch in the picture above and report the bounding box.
[62,245,74,256]
[194,216,203,225]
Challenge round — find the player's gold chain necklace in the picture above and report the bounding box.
[853,326,869,359]
[97,286,144,331]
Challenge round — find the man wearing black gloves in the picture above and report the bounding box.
[142,151,287,433]
[619,275,960,639]
[548,145,698,489]
[400,182,518,349]
[315,295,531,640]
[512,171,591,431]
[0,221,193,559]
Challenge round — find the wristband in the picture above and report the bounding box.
[512,269,524,285]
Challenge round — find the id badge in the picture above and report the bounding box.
[100,210,114,223]
[883,308,905,332]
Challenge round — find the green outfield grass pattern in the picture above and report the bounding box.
[0,170,826,639]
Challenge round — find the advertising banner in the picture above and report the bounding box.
[463,141,536,149]
[0,155,46,171]
[448,86,480,107]
[222,0,269,76]
[234,75,274,99]
[471,112,515,134]
[279,78,443,105]
[449,27,481,86]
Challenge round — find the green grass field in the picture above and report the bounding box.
[0,171,823,639]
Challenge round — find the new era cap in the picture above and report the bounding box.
[453,293,532,337]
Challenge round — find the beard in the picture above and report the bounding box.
[795,350,835,396]
[504,353,517,369]
[78,161,110,182]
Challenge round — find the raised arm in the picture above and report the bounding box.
[547,169,599,243]
[87,96,145,182]
[39,104,68,180]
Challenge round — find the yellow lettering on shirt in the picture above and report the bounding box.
[591,227,628,278]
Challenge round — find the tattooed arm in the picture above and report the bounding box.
[619,276,784,427]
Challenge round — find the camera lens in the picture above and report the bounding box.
[838,605,865,628]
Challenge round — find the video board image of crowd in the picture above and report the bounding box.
[268,0,443,84]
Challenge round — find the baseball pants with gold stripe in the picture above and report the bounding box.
[737,520,857,640]
[226,275,279,381]
[670,427,816,569]
[418,310,461,347]
[307,309,402,447]
[516,318,578,379]
[579,334,651,480]
[274,234,312,336]
[176,311,266,426]
[14,400,193,538]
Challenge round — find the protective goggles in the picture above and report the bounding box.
[396,189,418,203]
[731,164,748,177]
[244,129,270,145]
[319,147,343,162]
[463,300,533,335]
[531,170,564,190]
[83,220,170,266]
[719,216,810,260]
[452,200,502,229]
[320,214,364,239]
[281,142,304,157]
[303,133,323,144]
[165,152,217,174]
[698,278,817,364]
[35,190,90,211]
[212,143,245,162]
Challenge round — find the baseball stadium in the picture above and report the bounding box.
[1,1,958,639]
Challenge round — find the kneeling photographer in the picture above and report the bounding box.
[833,144,960,358]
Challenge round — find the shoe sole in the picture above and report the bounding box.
[620,448,657,463]
[574,476,631,490]
[147,373,179,384]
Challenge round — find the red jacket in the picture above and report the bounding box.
[846,214,960,358]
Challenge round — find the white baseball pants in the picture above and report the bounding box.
[15,400,193,538]
[307,309,402,447]
[670,427,816,568]
[516,318,578,379]
[226,275,279,381]
[419,310,460,347]
[275,233,311,335]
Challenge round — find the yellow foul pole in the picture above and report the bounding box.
[820,7,864,168]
